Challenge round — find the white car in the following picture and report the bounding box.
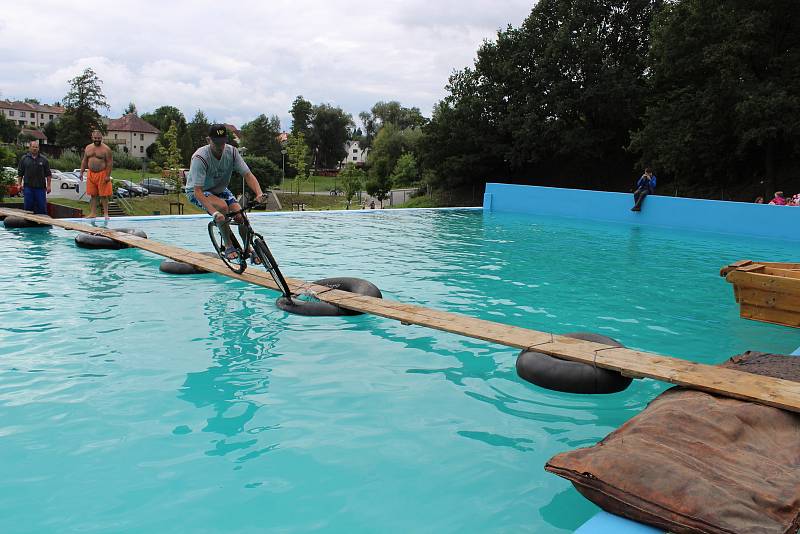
[52,171,81,190]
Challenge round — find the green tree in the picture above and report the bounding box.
[0,114,20,143]
[629,0,800,197]
[339,162,366,209]
[241,114,282,160]
[229,156,281,197]
[290,95,313,137]
[142,106,189,163]
[365,174,392,207]
[286,132,310,195]
[124,102,137,115]
[43,121,58,145]
[157,121,182,200]
[390,153,418,187]
[309,104,353,169]
[57,67,110,149]
[23,98,40,105]
[187,110,210,153]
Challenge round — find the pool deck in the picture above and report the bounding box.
[4,206,800,415]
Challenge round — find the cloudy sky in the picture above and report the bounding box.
[0,0,532,130]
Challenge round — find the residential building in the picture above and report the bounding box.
[225,124,242,145]
[19,128,49,144]
[0,100,65,129]
[341,140,368,166]
[104,113,160,159]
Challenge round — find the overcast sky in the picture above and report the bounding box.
[0,0,532,130]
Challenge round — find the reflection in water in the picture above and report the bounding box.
[540,486,598,531]
[179,288,282,458]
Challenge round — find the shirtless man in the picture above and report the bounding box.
[80,130,114,222]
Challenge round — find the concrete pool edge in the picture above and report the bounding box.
[484,183,800,242]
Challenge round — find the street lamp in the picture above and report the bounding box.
[281,149,286,188]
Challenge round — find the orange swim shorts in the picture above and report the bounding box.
[87,169,113,197]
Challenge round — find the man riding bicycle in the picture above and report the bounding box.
[187,124,268,261]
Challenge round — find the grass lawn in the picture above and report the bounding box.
[111,168,161,182]
[279,175,347,194]
[275,192,356,211]
[123,195,205,216]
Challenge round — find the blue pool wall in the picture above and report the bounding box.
[483,183,800,241]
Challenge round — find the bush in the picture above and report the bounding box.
[0,145,16,167]
[229,156,282,196]
[49,150,82,171]
[113,151,146,170]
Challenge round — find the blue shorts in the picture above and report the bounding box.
[186,188,238,213]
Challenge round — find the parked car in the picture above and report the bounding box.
[60,171,82,181]
[7,183,22,197]
[52,171,81,190]
[118,180,149,197]
[140,178,176,195]
[114,187,130,198]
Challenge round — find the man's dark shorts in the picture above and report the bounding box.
[23,187,47,215]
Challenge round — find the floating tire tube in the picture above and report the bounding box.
[159,252,218,275]
[3,215,52,228]
[276,277,382,316]
[516,332,633,394]
[74,228,147,249]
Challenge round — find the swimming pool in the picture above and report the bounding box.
[1,209,798,533]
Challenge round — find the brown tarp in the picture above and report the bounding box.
[545,352,800,534]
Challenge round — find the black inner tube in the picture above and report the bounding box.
[516,332,633,394]
[75,228,148,249]
[159,252,218,275]
[3,215,52,228]
[276,277,382,316]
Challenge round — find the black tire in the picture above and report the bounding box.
[60,183,69,189]
[208,220,246,274]
[253,237,292,299]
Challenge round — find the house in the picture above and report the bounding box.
[341,140,368,167]
[0,100,65,129]
[19,128,48,144]
[104,113,160,159]
[224,124,242,145]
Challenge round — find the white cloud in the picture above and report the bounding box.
[0,0,533,129]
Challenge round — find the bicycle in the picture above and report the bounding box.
[207,200,294,303]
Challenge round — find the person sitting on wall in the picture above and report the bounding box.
[769,191,787,205]
[631,167,656,212]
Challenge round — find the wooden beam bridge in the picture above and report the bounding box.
[4,207,800,413]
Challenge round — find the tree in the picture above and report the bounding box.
[124,102,138,115]
[157,121,182,200]
[390,153,418,187]
[339,163,366,209]
[142,106,189,163]
[629,0,800,197]
[286,132,310,195]
[57,67,110,149]
[229,156,281,197]
[23,98,40,105]
[365,174,392,207]
[290,95,313,137]
[0,114,20,143]
[43,121,58,145]
[240,114,282,160]
[309,104,353,169]
[187,110,210,154]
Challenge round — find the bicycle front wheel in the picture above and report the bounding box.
[253,237,293,300]
[208,220,247,274]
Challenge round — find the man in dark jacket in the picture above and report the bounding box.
[631,167,656,212]
[16,141,52,214]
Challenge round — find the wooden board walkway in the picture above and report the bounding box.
[5,207,800,413]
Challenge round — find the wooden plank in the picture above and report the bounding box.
[5,207,800,413]
[737,287,800,313]
[727,270,800,294]
[740,303,800,328]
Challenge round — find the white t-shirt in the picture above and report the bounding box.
[187,145,250,193]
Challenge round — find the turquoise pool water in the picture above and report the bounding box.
[1,209,798,533]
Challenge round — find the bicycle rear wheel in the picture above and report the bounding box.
[208,220,247,274]
[253,237,293,300]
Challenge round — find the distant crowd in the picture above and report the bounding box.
[755,192,800,206]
